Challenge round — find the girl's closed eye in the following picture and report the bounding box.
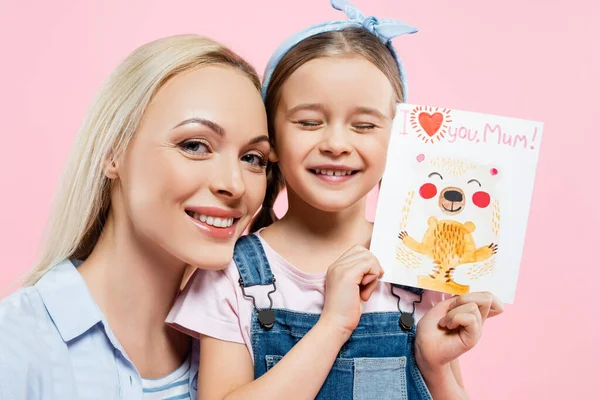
[296,120,323,129]
[353,123,376,132]
[179,139,211,156]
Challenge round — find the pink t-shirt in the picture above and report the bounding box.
[166,232,446,362]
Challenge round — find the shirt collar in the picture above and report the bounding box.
[36,259,104,342]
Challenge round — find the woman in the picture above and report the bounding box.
[0,34,269,399]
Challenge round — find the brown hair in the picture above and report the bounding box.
[249,27,404,233]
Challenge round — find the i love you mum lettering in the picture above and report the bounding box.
[394,105,541,152]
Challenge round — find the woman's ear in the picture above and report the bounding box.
[103,150,120,179]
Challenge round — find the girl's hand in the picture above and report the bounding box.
[415,291,504,373]
[320,245,384,340]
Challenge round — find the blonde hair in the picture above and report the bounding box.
[23,34,261,286]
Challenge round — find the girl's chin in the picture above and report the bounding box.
[305,194,366,213]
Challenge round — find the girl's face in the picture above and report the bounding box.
[110,66,269,269]
[273,56,396,212]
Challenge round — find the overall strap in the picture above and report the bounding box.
[394,284,425,296]
[233,234,275,287]
[232,234,277,330]
[391,284,425,332]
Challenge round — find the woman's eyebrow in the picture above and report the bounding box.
[173,118,225,136]
[248,135,270,145]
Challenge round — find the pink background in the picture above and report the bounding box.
[0,0,596,397]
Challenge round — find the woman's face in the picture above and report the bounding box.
[110,66,269,269]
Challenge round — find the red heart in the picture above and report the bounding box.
[418,112,444,137]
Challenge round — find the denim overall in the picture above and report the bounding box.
[233,235,433,400]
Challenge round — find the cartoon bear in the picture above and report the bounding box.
[397,154,501,295]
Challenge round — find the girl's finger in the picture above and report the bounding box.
[329,250,374,270]
[446,312,482,349]
[345,256,383,279]
[359,276,379,302]
[360,273,379,287]
[449,292,504,322]
[449,293,491,321]
[338,244,368,259]
[487,294,504,318]
[439,302,482,329]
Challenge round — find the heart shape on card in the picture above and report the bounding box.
[418,112,444,137]
[409,106,452,144]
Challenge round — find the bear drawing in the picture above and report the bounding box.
[397,154,501,295]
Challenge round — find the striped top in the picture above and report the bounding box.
[142,353,191,399]
[0,259,199,400]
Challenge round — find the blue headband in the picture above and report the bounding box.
[261,0,418,101]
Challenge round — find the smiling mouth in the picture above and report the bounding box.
[442,204,462,213]
[309,168,360,177]
[185,210,239,228]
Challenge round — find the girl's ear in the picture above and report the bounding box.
[103,149,120,179]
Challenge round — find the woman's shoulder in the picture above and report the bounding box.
[0,261,86,369]
[0,286,55,389]
[0,284,50,330]
[0,264,75,333]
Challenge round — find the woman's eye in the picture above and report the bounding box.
[180,140,210,154]
[354,124,376,132]
[241,153,267,169]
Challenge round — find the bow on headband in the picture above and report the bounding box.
[261,0,418,101]
[330,0,417,42]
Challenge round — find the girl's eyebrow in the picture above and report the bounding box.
[286,104,388,120]
[351,106,388,120]
[287,103,326,114]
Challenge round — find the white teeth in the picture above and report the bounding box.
[313,169,352,176]
[190,213,234,228]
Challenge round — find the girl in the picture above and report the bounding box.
[0,35,270,399]
[168,1,503,399]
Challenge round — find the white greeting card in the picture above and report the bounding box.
[370,104,543,303]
